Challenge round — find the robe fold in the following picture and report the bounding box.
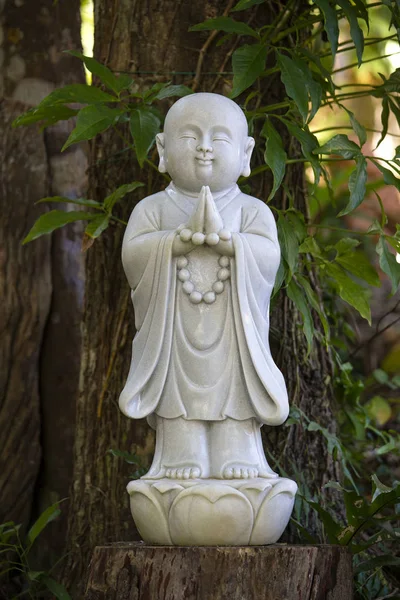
[119,183,288,427]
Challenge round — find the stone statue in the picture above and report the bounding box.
[119,93,297,545]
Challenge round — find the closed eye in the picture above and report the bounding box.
[213,136,231,143]
[180,134,197,140]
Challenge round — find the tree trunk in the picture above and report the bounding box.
[84,543,353,600]
[0,0,85,565]
[0,99,50,528]
[63,1,342,595]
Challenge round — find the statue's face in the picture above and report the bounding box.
[158,96,254,193]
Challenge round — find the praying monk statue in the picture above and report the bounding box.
[119,93,297,546]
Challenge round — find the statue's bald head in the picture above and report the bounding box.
[164,93,249,137]
[157,92,254,193]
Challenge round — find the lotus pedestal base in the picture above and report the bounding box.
[127,477,297,546]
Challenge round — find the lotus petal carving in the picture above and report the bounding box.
[127,477,297,546]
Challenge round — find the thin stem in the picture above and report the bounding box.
[318,34,397,58]
[311,125,400,138]
[110,215,128,226]
[309,224,376,236]
[332,51,400,74]
[322,92,374,108]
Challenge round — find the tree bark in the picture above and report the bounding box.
[63,1,342,595]
[0,99,50,528]
[0,0,85,564]
[84,543,353,600]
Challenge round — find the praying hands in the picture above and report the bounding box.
[172,185,234,257]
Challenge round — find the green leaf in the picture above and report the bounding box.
[313,0,339,56]
[231,0,265,11]
[365,395,392,426]
[108,449,143,465]
[231,43,267,98]
[85,214,110,239]
[347,110,367,147]
[336,251,380,287]
[284,120,321,187]
[325,262,371,323]
[352,0,369,27]
[299,236,323,258]
[307,501,341,543]
[41,576,71,600]
[376,438,399,455]
[373,368,389,384]
[292,56,322,122]
[261,119,287,201]
[12,105,78,129]
[129,108,161,168]
[355,555,400,575]
[387,233,400,253]
[394,145,400,160]
[66,51,132,95]
[27,571,45,582]
[23,210,95,244]
[334,238,360,255]
[337,0,364,66]
[376,235,400,293]
[27,502,61,545]
[277,212,299,277]
[286,210,307,243]
[297,273,330,341]
[338,155,367,216]
[376,97,389,149]
[287,279,314,354]
[155,84,193,100]
[62,105,121,151]
[190,17,258,38]
[36,196,102,208]
[315,134,361,159]
[104,182,144,212]
[371,159,400,191]
[371,474,394,503]
[39,83,117,107]
[276,52,309,124]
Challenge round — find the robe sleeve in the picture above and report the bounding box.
[232,200,289,426]
[119,197,176,420]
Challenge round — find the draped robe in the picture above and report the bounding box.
[119,183,288,428]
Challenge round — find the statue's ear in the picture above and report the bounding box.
[241,136,255,177]
[156,133,167,173]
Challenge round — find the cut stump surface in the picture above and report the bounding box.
[84,543,352,600]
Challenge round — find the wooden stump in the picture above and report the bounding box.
[84,543,353,600]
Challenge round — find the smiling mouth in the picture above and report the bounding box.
[196,157,213,166]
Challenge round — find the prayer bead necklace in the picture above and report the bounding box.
[176,226,231,305]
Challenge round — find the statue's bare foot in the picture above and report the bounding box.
[223,465,258,479]
[165,466,201,479]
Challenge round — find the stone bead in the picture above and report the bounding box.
[206,232,220,246]
[182,281,194,294]
[212,281,225,294]
[219,256,229,268]
[189,291,203,304]
[192,232,205,246]
[217,268,230,282]
[178,269,190,282]
[203,291,216,304]
[177,256,188,269]
[176,223,186,233]
[180,228,193,242]
[219,229,232,241]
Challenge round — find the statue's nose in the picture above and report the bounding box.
[196,140,213,154]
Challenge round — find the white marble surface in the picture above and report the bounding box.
[119,93,297,544]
